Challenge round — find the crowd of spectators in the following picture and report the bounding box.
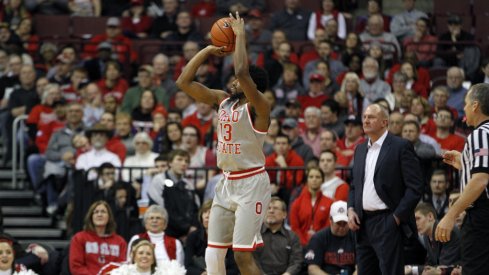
[0,0,484,273]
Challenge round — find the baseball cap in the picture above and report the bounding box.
[309,73,326,82]
[344,115,362,126]
[330,201,348,223]
[448,15,462,25]
[282,118,298,129]
[106,17,121,27]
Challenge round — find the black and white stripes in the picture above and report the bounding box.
[461,121,489,200]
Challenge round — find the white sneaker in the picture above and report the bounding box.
[46,205,58,216]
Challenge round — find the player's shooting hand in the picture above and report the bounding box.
[206,45,229,57]
[228,11,245,35]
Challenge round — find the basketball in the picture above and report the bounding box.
[210,18,235,52]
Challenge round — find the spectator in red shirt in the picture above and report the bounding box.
[297,73,329,111]
[27,83,62,131]
[70,201,127,275]
[84,17,137,64]
[399,61,428,98]
[62,67,88,103]
[266,133,305,195]
[97,61,129,104]
[121,0,153,39]
[191,0,216,17]
[290,167,333,246]
[99,111,127,162]
[181,102,214,145]
[337,115,365,166]
[429,108,465,152]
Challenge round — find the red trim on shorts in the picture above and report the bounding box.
[226,167,265,180]
[208,243,233,249]
[232,242,264,252]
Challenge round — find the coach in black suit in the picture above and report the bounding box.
[347,104,424,275]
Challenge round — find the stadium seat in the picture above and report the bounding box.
[433,0,471,17]
[33,15,71,38]
[71,16,109,38]
[132,39,165,65]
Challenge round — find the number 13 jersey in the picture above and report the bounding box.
[216,98,266,172]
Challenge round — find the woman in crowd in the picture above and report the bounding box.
[153,121,183,153]
[127,205,184,266]
[289,167,333,246]
[0,239,36,274]
[14,17,39,56]
[411,95,436,135]
[334,72,365,118]
[69,200,127,274]
[97,61,129,104]
[131,90,161,132]
[400,61,429,98]
[102,239,185,275]
[121,0,152,39]
[122,131,159,182]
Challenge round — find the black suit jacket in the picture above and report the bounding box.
[348,132,424,238]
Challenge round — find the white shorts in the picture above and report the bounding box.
[207,167,271,251]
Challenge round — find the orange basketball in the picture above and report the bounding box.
[210,18,235,52]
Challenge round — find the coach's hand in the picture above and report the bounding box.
[348,207,360,231]
[435,213,455,242]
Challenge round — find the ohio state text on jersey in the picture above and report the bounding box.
[217,98,266,171]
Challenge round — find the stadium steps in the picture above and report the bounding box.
[1,190,66,244]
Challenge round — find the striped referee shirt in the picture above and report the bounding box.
[461,120,489,201]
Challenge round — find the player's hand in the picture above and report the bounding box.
[206,45,229,57]
[228,11,245,35]
[348,207,360,231]
[435,214,455,242]
[442,150,462,170]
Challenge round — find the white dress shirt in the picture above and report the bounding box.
[362,130,389,211]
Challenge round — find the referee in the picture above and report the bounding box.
[435,83,489,274]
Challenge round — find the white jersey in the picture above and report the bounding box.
[216,98,266,171]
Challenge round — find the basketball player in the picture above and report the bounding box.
[176,12,271,275]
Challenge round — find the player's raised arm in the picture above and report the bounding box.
[228,12,271,121]
[175,45,229,107]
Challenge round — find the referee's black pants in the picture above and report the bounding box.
[461,203,489,275]
[356,210,404,275]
